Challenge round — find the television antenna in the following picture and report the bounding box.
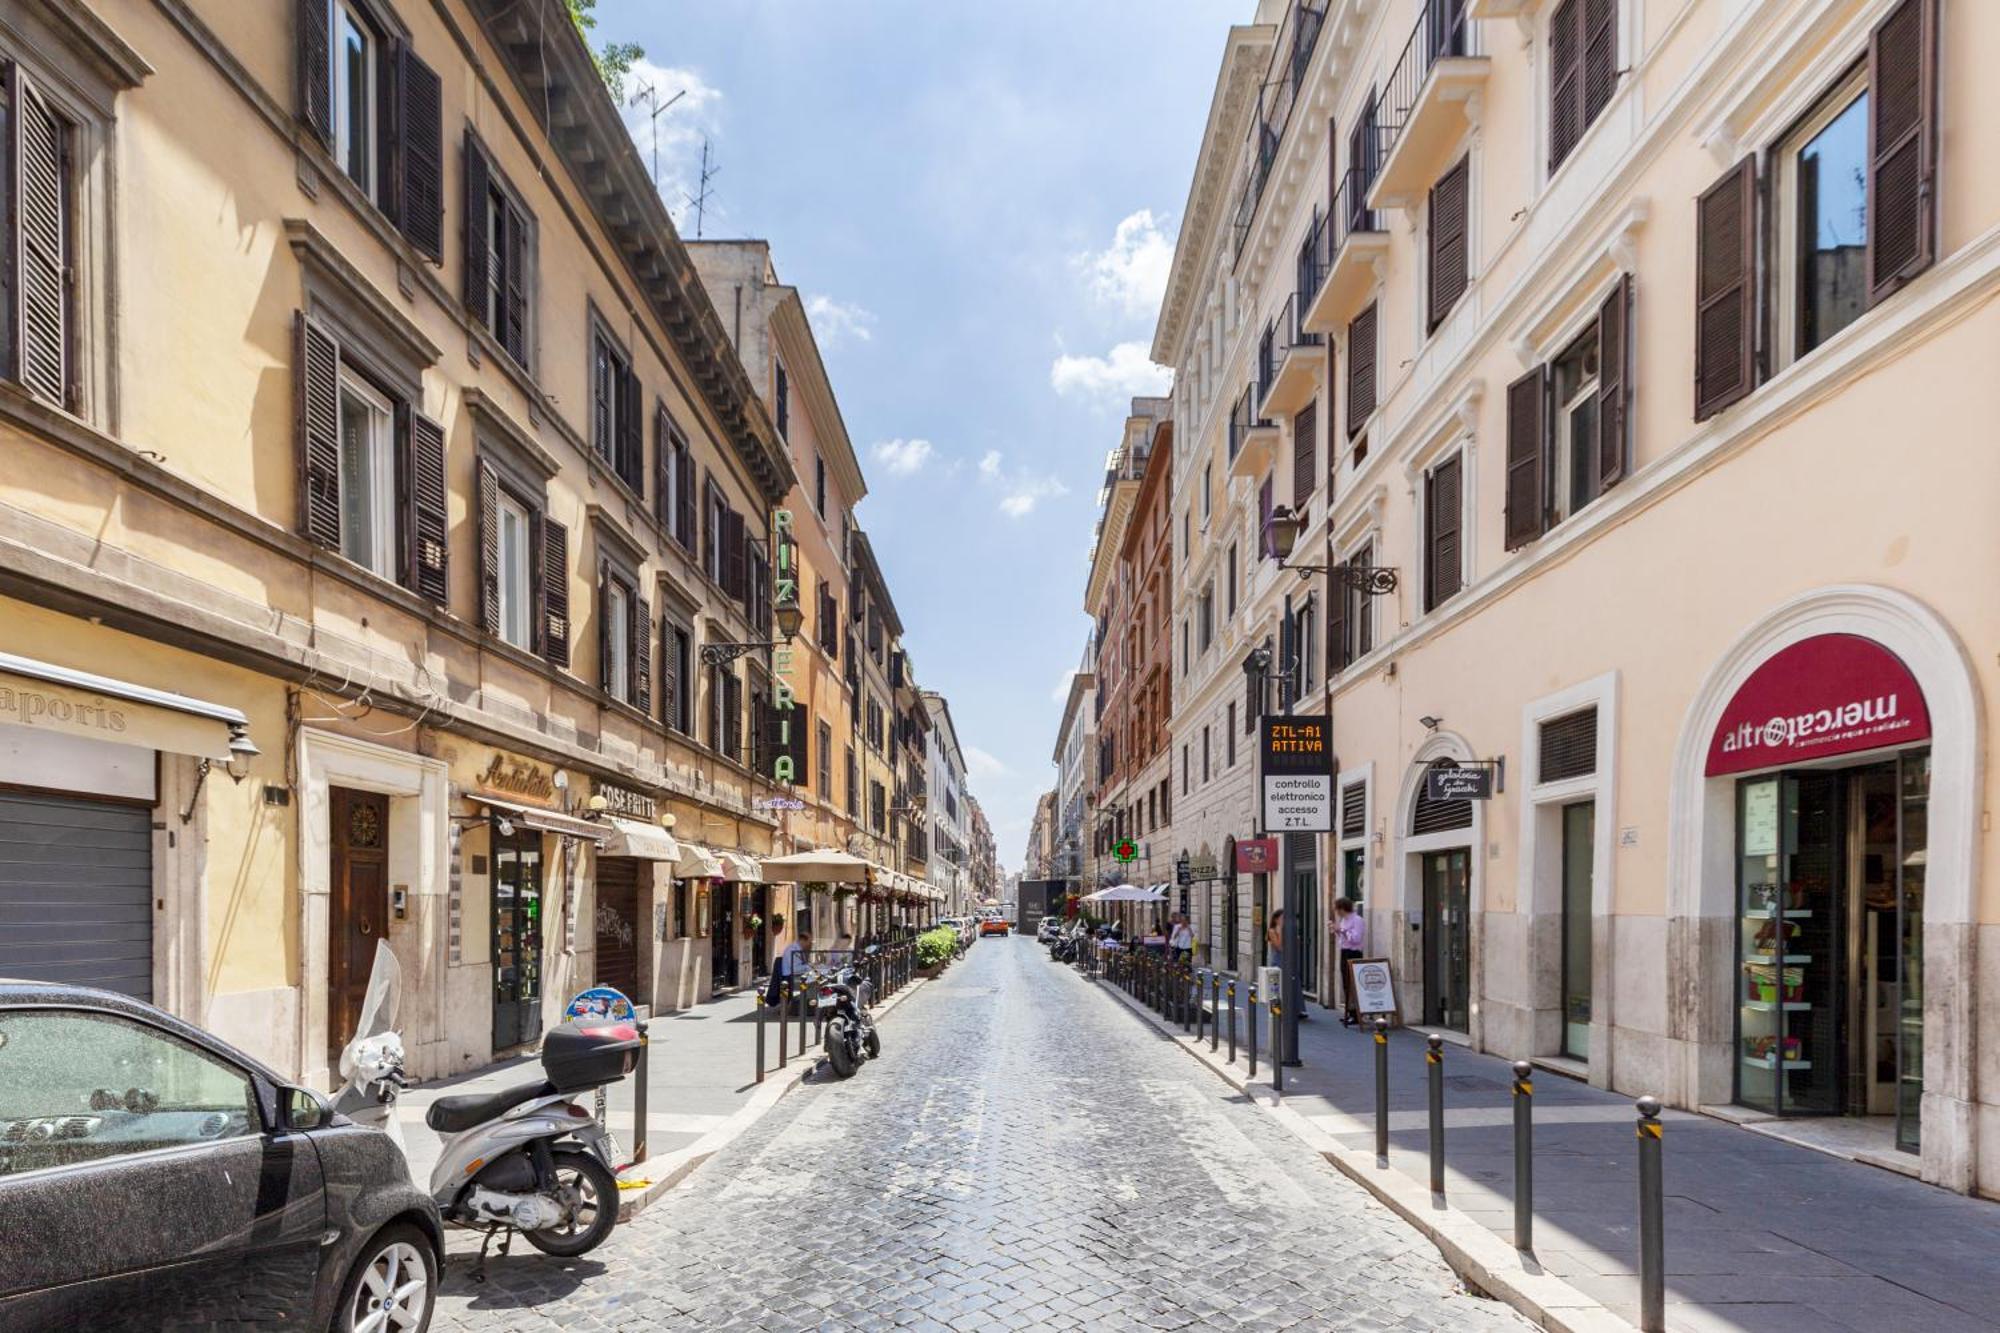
[683,138,721,238]
[627,81,686,189]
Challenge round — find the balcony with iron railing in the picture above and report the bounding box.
[1258,290,1324,418]
[1229,0,1330,260]
[1303,167,1391,333]
[1367,0,1488,210]
[1227,380,1279,481]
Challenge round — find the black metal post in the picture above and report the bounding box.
[1247,984,1259,1079]
[776,990,789,1070]
[755,994,767,1084]
[1211,972,1221,1052]
[1227,980,1238,1063]
[632,1031,650,1163]
[796,979,808,1051]
[1638,1096,1665,1333]
[1426,1033,1445,1197]
[1270,993,1284,1093]
[1512,1060,1533,1251]
[1373,1017,1390,1166]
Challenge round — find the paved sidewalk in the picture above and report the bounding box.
[1115,967,2000,1331]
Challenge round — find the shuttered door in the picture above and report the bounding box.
[0,792,152,999]
[593,856,641,1001]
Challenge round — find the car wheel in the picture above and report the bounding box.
[334,1222,436,1333]
[520,1147,620,1257]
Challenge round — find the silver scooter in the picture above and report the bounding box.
[334,943,638,1261]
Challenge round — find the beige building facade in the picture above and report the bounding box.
[1155,0,2000,1193]
[0,0,831,1087]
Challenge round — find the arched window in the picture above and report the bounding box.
[1410,758,1473,836]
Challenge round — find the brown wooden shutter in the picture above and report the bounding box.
[1427,157,1469,332]
[461,132,490,319]
[1548,0,1583,171]
[410,410,449,606]
[296,0,332,146]
[1346,304,1376,439]
[660,621,681,731]
[1694,158,1756,421]
[723,509,748,603]
[597,563,613,693]
[1327,563,1349,674]
[1425,455,1462,611]
[634,594,652,715]
[395,46,443,262]
[542,517,570,668]
[1354,540,1374,655]
[653,407,672,529]
[1597,274,1630,491]
[501,201,528,363]
[619,367,642,489]
[294,313,342,550]
[16,77,70,409]
[1583,0,1617,125]
[476,458,500,633]
[675,449,696,552]
[1503,367,1547,550]
[1867,0,1938,303]
[1291,400,1317,508]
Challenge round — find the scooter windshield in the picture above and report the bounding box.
[338,941,401,1079]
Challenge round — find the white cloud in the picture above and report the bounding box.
[1078,209,1176,319]
[976,449,1069,519]
[870,438,934,476]
[1050,341,1173,402]
[964,746,1009,779]
[805,294,875,350]
[1050,670,1076,704]
[617,60,726,233]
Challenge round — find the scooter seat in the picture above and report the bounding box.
[425,1079,556,1133]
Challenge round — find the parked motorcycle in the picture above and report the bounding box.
[335,943,640,1260]
[817,955,880,1079]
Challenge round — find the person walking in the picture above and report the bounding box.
[765,927,811,1008]
[1265,909,1284,979]
[1168,913,1194,964]
[1334,898,1366,1027]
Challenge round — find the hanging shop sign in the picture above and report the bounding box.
[477,753,555,804]
[1705,634,1930,777]
[1186,852,1219,882]
[1260,716,1333,832]
[768,509,802,787]
[1235,837,1278,874]
[593,781,656,821]
[1425,766,1493,802]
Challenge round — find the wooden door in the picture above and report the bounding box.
[329,788,389,1063]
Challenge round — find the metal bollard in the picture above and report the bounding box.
[633,1031,650,1163]
[1211,972,1221,1052]
[1246,984,1259,1079]
[756,994,768,1084]
[1227,981,1238,1064]
[1373,1018,1390,1166]
[777,992,789,1070]
[1512,1061,1533,1251]
[1637,1096,1665,1333]
[1426,1034,1445,1197]
[796,980,808,1051]
[1193,970,1205,1041]
[1270,995,1283,1094]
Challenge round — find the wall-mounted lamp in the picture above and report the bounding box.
[224,730,259,784]
[587,794,610,814]
[1419,716,1443,732]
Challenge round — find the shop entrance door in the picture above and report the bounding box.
[1560,802,1595,1059]
[1286,833,1320,1003]
[491,823,545,1052]
[593,856,641,1002]
[1421,849,1471,1031]
[711,889,737,993]
[750,886,770,980]
[329,788,389,1066]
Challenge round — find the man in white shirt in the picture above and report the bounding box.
[1168,914,1194,963]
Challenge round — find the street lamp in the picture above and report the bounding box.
[699,600,806,666]
[1265,504,1399,594]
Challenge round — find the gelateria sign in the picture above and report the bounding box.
[768,508,801,786]
[1705,634,1930,777]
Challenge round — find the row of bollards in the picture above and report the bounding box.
[754,942,920,1086]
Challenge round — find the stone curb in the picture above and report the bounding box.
[616,966,937,1221]
[1092,973,1633,1333]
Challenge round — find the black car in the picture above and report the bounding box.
[0,980,442,1332]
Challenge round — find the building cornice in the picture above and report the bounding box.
[770,287,868,506]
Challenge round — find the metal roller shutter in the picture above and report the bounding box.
[0,792,152,998]
[593,856,641,1001]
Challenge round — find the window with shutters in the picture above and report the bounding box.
[1426,156,1470,334]
[463,136,534,369]
[1503,275,1632,551]
[1292,400,1317,509]
[1422,453,1464,613]
[1345,304,1376,441]
[336,373,395,577]
[1226,703,1237,767]
[329,0,379,198]
[4,69,76,412]
[870,781,887,835]
[590,323,643,492]
[1341,781,1366,840]
[1538,707,1598,784]
[775,361,790,439]
[814,454,827,516]
[1197,582,1214,654]
[845,746,858,816]
[495,492,532,649]
[662,618,693,734]
[1547,0,1618,175]
[656,409,694,550]
[1226,543,1239,617]
[1775,67,1870,365]
[604,578,631,703]
[817,722,833,797]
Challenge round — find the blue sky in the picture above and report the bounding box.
[596,2,1229,865]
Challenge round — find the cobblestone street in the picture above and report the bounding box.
[434,938,1523,1331]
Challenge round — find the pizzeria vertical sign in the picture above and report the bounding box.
[1261,716,1334,832]
[769,509,799,786]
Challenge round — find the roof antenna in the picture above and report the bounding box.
[627,80,686,190]
[681,137,720,238]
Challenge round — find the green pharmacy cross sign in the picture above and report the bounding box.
[1113,838,1138,863]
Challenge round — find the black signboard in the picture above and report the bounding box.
[1259,717,1332,775]
[1425,766,1494,801]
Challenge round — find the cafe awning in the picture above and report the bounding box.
[758,848,874,884]
[0,649,256,762]
[722,851,763,882]
[597,816,681,861]
[477,795,607,841]
[675,842,725,879]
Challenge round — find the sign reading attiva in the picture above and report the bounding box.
[1260,716,1333,832]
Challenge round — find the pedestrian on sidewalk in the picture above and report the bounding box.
[765,926,812,1008]
[1168,914,1193,964]
[1333,898,1366,1027]
[1266,910,1284,978]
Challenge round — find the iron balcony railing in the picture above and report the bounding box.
[1276,290,1321,360]
[1307,167,1386,292]
[1256,323,1277,401]
[1230,0,1330,259]
[1373,0,1480,170]
[1228,382,1271,460]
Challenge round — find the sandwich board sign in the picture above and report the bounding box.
[1260,716,1333,832]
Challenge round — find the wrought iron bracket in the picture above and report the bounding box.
[700,641,779,667]
[1286,562,1400,595]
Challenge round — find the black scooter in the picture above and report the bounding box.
[819,955,880,1079]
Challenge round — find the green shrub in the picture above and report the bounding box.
[915,927,958,969]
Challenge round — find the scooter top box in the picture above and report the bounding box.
[541,1020,642,1092]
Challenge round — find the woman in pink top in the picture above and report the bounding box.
[1333,899,1366,1027]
